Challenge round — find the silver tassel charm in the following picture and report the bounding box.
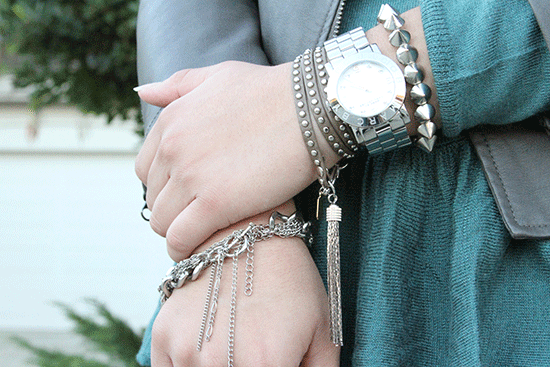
[326,201,343,346]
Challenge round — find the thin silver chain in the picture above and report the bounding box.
[157,212,310,366]
[244,242,255,296]
[197,263,216,351]
[205,256,224,342]
[158,212,309,303]
[227,254,239,367]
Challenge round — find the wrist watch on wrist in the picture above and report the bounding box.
[324,27,412,155]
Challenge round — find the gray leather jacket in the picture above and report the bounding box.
[136,0,550,239]
[137,0,344,132]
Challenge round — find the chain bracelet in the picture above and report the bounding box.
[158,212,310,304]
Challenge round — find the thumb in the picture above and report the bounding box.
[134,67,214,107]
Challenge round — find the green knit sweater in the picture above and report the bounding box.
[137,0,550,365]
[307,0,550,365]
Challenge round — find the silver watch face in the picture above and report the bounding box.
[336,60,397,117]
[326,52,406,127]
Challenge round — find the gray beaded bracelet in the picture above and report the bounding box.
[293,52,331,185]
[294,49,357,166]
[378,4,438,152]
[310,47,359,158]
[293,50,346,346]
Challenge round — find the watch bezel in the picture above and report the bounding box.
[326,51,406,128]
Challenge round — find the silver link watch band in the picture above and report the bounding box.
[363,108,411,154]
[325,28,373,63]
[324,27,411,154]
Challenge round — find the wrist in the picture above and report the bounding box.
[191,200,300,255]
[291,5,441,174]
[284,60,342,181]
[366,6,441,135]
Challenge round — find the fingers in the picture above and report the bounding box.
[134,69,198,186]
[141,159,227,261]
[143,147,171,202]
[135,66,217,107]
[165,197,231,261]
[134,126,160,186]
[148,179,191,238]
[141,155,227,259]
[133,60,315,262]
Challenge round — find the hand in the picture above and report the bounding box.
[151,203,340,366]
[135,61,336,261]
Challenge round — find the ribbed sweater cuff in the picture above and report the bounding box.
[420,0,461,137]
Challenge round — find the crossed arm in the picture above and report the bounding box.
[134,7,435,262]
[135,7,434,366]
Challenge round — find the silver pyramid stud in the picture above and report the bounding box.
[417,121,437,139]
[414,104,436,122]
[377,4,401,24]
[389,29,411,47]
[396,44,418,65]
[383,14,405,31]
[404,63,424,84]
[410,83,432,105]
[416,135,437,153]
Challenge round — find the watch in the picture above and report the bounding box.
[324,27,412,155]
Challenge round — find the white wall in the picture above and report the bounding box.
[0,100,171,332]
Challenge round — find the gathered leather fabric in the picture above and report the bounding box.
[468,0,550,239]
[470,122,550,239]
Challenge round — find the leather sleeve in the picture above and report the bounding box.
[468,0,550,240]
[136,0,270,133]
[469,122,550,239]
[529,0,550,48]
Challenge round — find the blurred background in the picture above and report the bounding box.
[0,1,171,365]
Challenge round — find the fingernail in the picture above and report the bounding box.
[134,82,160,92]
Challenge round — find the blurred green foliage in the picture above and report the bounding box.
[12,299,143,367]
[0,0,142,133]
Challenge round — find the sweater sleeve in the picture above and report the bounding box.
[421,0,550,137]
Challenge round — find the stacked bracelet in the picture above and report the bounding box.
[293,50,356,182]
[293,52,331,186]
[378,4,438,152]
[309,47,359,157]
[159,212,310,366]
[293,49,346,346]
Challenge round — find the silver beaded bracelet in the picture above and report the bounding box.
[378,4,438,152]
[158,212,310,366]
